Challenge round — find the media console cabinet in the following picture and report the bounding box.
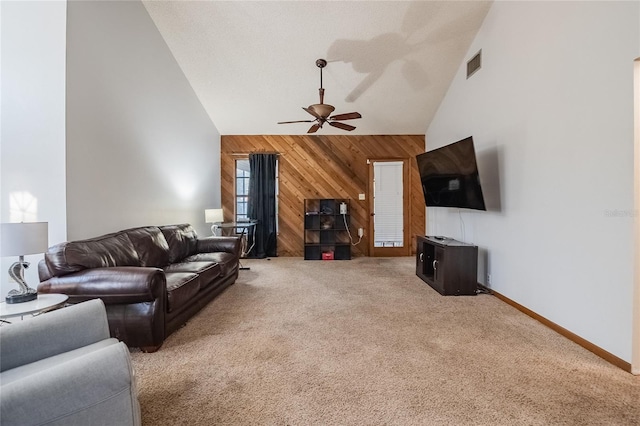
[415,236,478,296]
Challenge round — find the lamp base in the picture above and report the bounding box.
[6,289,37,304]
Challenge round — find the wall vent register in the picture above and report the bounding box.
[466,49,482,79]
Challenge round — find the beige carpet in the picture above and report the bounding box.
[131,257,640,425]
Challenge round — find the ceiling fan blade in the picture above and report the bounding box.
[330,112,362,121]
[277,120,316,124]
[329,121,356,131]
[303,107,321,119]
[307,124,321,133]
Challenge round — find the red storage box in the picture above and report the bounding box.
[322,251,334,260]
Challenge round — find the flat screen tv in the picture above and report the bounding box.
[416,136,486,211]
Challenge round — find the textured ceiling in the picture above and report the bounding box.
[143,1,492,135]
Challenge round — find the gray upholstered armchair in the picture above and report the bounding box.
[0,299,141,426]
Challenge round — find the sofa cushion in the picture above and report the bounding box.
[123,227,170,267]
[0,339,119,385]
[164,272,200,313]
[160,224,198,264]
[164,262,221,289]
[0,340,140,426]
[45,233,140,278]
[184,252,238,278]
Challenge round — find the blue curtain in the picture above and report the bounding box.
[247,153,277,258]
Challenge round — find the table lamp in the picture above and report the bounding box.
[1,222,48,304]
[205,209,224,235]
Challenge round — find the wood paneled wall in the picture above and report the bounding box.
[221,135,426,257]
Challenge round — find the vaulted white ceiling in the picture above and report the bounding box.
[143,1,492,135]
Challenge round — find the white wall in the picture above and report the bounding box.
[427,1,639,362]
[0,1,67,296]
[633,59,640,374]
[66,0,221,240]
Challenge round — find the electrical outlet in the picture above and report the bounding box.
[358,228,364,237]
[487,273,492,286]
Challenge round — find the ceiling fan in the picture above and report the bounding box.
[278,59,362,133]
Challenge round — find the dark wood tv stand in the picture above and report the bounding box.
[415,236,478,296]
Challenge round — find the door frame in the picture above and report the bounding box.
[632,58,639,375]
[367,158,412,257]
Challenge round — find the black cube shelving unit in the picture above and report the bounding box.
[304,199,351,260]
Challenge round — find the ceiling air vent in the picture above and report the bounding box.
[466,50,482,79]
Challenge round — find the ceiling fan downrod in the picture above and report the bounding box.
[316,58,327,104]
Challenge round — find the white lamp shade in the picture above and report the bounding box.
[1,222,49,257]
[205,209,224,224]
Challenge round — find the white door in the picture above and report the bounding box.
[369,160,410,256]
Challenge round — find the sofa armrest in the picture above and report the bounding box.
[0,299,110,372]
[196,236,241,257]
[38,266,166,305]
[1,341,141,426]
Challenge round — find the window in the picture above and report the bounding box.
[235,159,250,222]
[235,156,279,232]
[373,161,404,248]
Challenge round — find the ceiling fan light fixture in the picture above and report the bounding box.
[309,104,335,118]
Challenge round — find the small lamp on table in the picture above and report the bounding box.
[1,222,48,304]
[205,209,224,236]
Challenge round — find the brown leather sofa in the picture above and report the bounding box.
[38,224,241,352]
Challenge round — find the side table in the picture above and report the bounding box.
[213,220,258,270]
[0,293,69,322]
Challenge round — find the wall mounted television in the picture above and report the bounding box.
[415,136,486,211]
